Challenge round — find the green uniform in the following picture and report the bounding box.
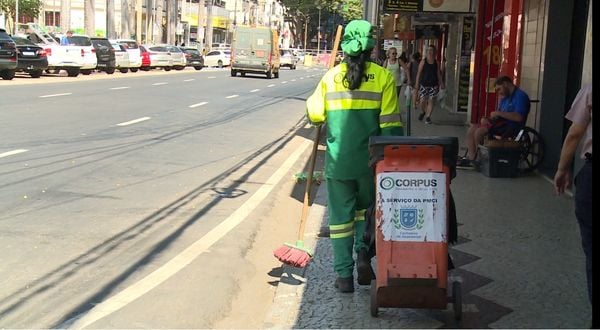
[307,61,403,278]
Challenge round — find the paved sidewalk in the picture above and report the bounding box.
[264,104,591,328]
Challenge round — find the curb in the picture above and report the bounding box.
[263,182,328,329]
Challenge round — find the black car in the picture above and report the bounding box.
[178,47,204,70]
[0,28,17,80]
[11,36,48,78]
[90,37,116,74]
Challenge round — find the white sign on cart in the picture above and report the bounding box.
[376,172,447,242]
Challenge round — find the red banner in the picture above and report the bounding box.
[470,0,505,123]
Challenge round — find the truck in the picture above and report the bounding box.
[230,26,280,79]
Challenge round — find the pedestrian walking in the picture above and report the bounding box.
[415,45,445,125]
[306,19,403,293]
[553,83,593,305]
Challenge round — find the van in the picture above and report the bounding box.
[230,26,280,79]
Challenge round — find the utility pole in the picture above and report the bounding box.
[197,0,205,49]
[107,0,115,38]
[205,0,213,51]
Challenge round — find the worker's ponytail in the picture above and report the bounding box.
[343,50,371,90]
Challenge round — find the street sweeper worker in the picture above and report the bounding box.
[306,19,404,293]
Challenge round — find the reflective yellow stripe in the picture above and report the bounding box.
[354,209,366,222]
[380,121,403,128]
[380,113,401,124]
[330,221,354,239]
[325,91,382,101]
[325,99,381,110]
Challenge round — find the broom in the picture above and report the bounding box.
[274,24,343,268]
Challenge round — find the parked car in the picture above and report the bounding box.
[11,36,48,78]
[57,33,97,75]
[279,49,298,70]
[211,43,230,50]
[113,39,142,72]
[0,28,17,80]
[204,50,230,68]
[164,45,186,70]
[142,44,173,70]
[111,42,131,73]
[230,26,280,78]
[90,37,116,74]
[139,45,152,71]
[178,46,204,70]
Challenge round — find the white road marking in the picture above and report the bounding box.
[184,79,195,82]
[250,89,260,93]
[189,102,208,108]
[291,79,296,82]
[68,137,312,330]
[116,117,151,126]
[208,76,216,79]
[281,81,288,84]
[226,94,239,99]
[152,82,167,86]
[300,77,304,80]
[0,149,28,159]
[39,93,72,98]
[267,84,275,87]
[110,87,130,90]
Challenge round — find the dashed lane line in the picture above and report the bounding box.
[226,94,239,99]
[116,117,151,127]
[189,102,209,108]
[110,87,130,90]
[0,149,29,159]
[39,93,72,98]
[184,79,195,82]
[267,84,275,87]
[152,82,168,86]
[250,89,260,93]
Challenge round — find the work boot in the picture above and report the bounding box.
[357,249,376,285]
[334,276,354,293]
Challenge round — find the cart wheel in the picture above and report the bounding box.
[452,281,462,320]
[370,279,378,317]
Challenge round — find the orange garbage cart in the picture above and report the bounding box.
[368,136,461,320]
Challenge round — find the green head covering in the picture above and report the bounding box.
[341,20,375,57]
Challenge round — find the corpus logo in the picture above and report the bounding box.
[380,177,395,190]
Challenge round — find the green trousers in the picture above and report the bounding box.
[327,175,374,278]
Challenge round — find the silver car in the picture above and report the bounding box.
[164,45,186,70]
[113,39,142,72]
[142,44,173,70]
[111,42,131,73]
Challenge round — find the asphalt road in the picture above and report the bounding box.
[0,66,326,328]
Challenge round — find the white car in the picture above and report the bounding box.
[56,33,97,73]
[164,45,186,70]
[204,50,230,68]
[110,42,131,73]
[142,44,173,70]
[113,39,142,72]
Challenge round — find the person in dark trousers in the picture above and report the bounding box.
[306,19,403,293]
[554,83,593,308]
[414,45,444,124]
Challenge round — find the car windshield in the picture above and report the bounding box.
[185,49,201,56]
[0,30,11,39]
[111,43,125,51]
[92,39,112,48]
[12,37,36,46]
[68,36,92,46]
[224,51,231,56]
[149,46,167,52]
[167,46,182,53]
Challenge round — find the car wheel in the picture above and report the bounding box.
[119,68,128,73]
[164,66,172,71]
[274,70,279,78]
[291,65,296,70]
[240,72,246,77]
[194,66,202,70]
[217,60,223,68]
[175,66,185,71]
[52,69,61,74]
[231,70,237,77]
[81,69,92,75]
[0,70,16,80]
[29,70,43,78]
[140,66,150,71]
[266,70,272,79]
[66,68,80,77]
[106,67,116,74]
[130,68,139,73]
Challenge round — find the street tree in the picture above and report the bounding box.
[0,0,43,32]
[84,0,95,36]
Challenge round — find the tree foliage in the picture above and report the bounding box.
[0,0,43,21]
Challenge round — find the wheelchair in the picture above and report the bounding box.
[515,126,545,173]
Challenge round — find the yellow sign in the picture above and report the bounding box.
[181,14,229,29]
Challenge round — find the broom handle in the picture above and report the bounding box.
[297,24,344,241]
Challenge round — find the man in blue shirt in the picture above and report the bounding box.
[60,30,73,45]
[458,75,530,168]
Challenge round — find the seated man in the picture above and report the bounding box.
[458,75,531,169]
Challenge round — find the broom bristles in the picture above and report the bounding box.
[273,245,312,268]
